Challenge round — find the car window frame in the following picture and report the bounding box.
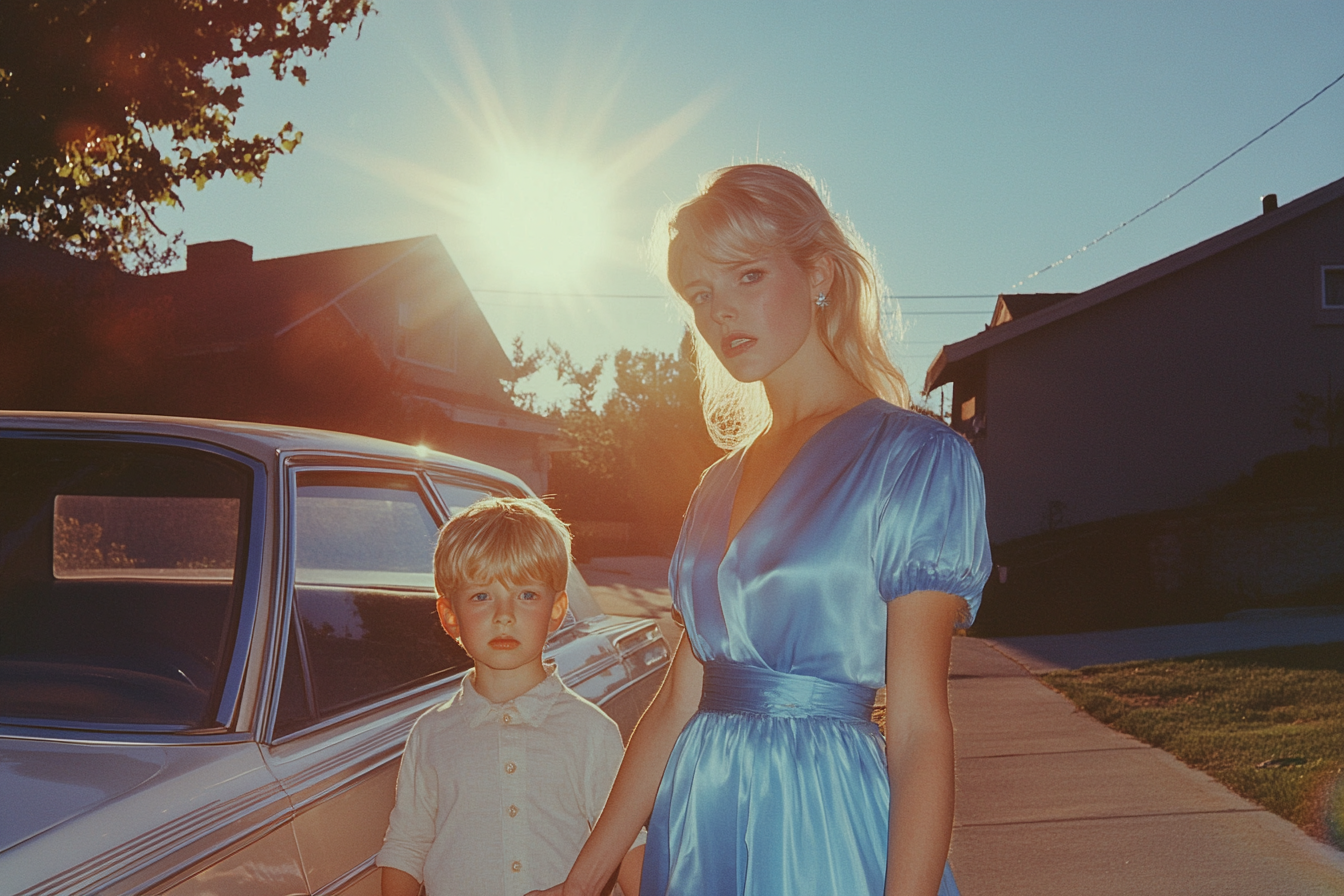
[265,454,472,744]
[264,452,598,745]
[0,428,267,737]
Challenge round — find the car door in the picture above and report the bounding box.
[261,464,478,895]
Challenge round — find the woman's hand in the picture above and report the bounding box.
[536,634,701,896]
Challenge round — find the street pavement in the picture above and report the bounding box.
[578,556,1344,894]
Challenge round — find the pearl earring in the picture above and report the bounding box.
[815,293,829,308]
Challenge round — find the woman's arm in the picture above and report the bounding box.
[530,631,704,896]
[883,590,962,896]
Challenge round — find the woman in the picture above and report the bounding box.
[537,164,991,896]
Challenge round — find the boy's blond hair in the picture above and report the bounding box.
[433,496,572,597]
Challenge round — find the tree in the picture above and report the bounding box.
[529,332,722,554]
[0,0,374,273]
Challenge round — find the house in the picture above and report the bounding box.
[925,176,1344,631]
[0,235,562,493]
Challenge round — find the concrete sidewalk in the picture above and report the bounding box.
[947,636,1344,895]
[579,558,1344,893]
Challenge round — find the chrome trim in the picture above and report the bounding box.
[313,855,378,895]
[13,780,294,896]
[0,726,251,745]
[215,452,269,730]
[597,662,669,706]
[561,654,624,688]
[271,719,411,811]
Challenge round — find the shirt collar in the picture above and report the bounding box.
[461,662,565,729]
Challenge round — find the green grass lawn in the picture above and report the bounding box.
[1042,642,1344,848]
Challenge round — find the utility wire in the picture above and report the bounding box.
[1005,69,1344,292]
[474,288,995,300]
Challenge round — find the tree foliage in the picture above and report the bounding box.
[0,0,374,272]
[512,332,723,555]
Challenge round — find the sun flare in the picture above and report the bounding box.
[465,149,613,290]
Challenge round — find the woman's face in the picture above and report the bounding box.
[678,249,823,384]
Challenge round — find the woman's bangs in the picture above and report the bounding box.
[669,201,777,290]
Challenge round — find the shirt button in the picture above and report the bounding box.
[511,860,522,873]
[502,712,512,723]
[508,805,519,817]
[504,761,516,774]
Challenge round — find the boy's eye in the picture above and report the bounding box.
[518,591,539,601]
[468,592,490,602]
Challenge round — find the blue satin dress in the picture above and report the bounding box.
[641,400,992,896]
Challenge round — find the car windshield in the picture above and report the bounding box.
[0,438,252,731]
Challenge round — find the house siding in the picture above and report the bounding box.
[979,198,1344,542]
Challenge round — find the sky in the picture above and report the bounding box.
[167,1,1344,411]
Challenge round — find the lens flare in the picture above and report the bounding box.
[465,148,612,290]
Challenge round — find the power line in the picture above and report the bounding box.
[478,296,991,316]
[474,288,995,300]
[1006,68,1344,292]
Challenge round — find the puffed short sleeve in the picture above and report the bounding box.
[874,425,992,627]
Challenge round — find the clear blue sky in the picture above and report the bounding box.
[168,1,1344,410]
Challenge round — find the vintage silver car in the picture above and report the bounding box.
[0,412,670,896]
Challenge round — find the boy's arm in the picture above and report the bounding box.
[382,866,422,896]
[377,718,439,886]
[529,633,703,896]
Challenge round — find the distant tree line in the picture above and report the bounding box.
[507,333,723,557]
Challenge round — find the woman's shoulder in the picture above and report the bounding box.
[861,400,966,447]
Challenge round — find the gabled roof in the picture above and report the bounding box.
[989,292,1076,327]
[925,174,1344,393]
[141,236,444,348]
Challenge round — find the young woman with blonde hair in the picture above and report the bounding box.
[533,164,991,896]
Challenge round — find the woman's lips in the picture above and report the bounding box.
[489,637,520,650]
[721,334,756,358]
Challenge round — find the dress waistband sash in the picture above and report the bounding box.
[699,661,877,722]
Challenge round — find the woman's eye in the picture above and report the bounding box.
[741,269,763,284]
[686,291,709,306]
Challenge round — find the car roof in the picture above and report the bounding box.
[0,410,529,491]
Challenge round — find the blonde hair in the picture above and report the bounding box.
[433,496,571,597]
[663,164,909,448]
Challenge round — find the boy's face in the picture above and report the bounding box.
[437,579,568,674]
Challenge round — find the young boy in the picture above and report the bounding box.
[378,496,639,896]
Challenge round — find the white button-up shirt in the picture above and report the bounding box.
[378,665,629,896]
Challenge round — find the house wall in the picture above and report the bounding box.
[438,424,548,495]
[979,199,1344,542]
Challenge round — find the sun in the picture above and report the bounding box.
[464,148,613,291]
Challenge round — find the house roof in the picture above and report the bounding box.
[924,174,1344,394]
[142,236,444,348]
[989,292,1077,327]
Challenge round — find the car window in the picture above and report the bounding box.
[429,477,494,516]
[53,495,239,581]
[0,439,251,730]
[276,471,470,736]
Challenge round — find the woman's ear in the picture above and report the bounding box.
[810,255,836,300]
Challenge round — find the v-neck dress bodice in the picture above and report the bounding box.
[640,399,992,896]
